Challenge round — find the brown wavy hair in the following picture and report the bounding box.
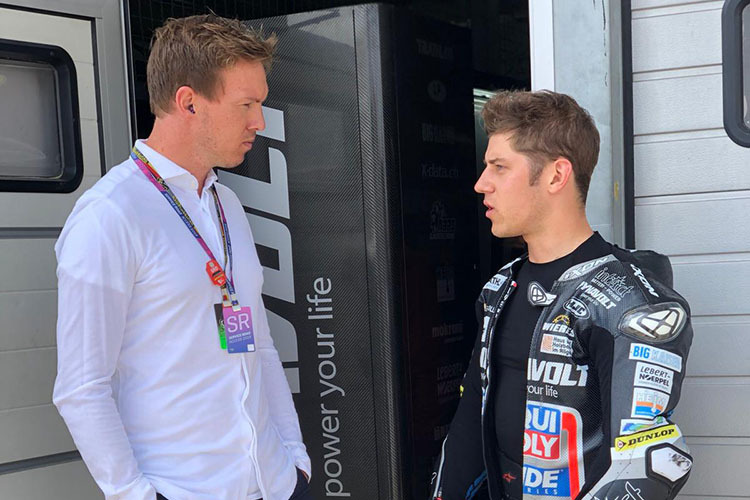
[481,90,600,204]
[147,14,277,117]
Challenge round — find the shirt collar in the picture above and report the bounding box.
[134,139,218,193]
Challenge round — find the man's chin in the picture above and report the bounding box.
[215,156,247,169]
[491,226,521,240]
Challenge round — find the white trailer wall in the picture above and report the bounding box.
[631,1,750,498]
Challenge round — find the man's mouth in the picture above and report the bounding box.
[483,200,494,216]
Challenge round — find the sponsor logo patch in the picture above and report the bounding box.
[523,464,572,497]
[564,297,590,319]
[591,481,647,500]
[528,281,557,306]
[528,359,588,387]
[576,281,617,310]
[592,267,634,301]
[630,263,659,297]
[631,388,670,419]
[541,334,573,357]
[620,303,687,343]
[525,406,561,460]
[543,315,574,337]
[649,446,692,483]
[523,402,585,498]
[634,362,674,393]
[484,273,508,292]
[629,344,683,372]
[619,416,667,435]
[614,424,678,451]
[559,256,615,281]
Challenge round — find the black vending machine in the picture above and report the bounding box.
[220,5,481,498]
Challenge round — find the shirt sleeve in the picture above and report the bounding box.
[53,199,156,500]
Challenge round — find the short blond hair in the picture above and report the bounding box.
[147,14,277,117]
[482,90,600,204]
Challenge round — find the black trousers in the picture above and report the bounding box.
[156,468,313,500]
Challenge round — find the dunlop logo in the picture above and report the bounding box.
[614,425,677,451]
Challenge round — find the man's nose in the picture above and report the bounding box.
[251,106,266,132]
[474,166,491,193]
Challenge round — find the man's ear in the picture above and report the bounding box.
[548,157,574,195]
[175,86,197,117]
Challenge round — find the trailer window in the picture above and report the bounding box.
[722,0,750,147]
[743,6,750,127]
[0,40,82,192]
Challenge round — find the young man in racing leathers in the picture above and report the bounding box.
[430,90,693,500]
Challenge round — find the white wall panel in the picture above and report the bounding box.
[675,378,750,436]
[670,258,750,317]
[633,7,721,73]
[0,290,57,352]
[635,135,750,197]
[633,73,722,135]
[0,460,102,500]
[677,440,750,497]
[0,239,57,293]
[0,176,98,229]
[77,62,99,122]
[688,317,750,376]
[0,348,56,411]
[0,404,74,463]
[635,193,750,255]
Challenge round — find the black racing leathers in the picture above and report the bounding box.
[431,248,694,500]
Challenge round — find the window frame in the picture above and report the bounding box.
[0,38,83,193]
[722,0,750,148]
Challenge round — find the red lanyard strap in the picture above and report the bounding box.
[131,146,239,309]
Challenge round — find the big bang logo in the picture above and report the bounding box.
[524,402,585,499]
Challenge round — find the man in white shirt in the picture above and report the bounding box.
[54,14,311,500]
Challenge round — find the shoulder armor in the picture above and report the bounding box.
[619,302,688,344]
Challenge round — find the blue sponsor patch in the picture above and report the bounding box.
[484,274,508,292]
[628,343,682,372]
[523,464,571,496]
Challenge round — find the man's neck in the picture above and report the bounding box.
[524,212,594,264]
[144,120,212,195]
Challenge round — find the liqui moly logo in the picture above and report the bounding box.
[523,402,585,499]
[525,406,561,460]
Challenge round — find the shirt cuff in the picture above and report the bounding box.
[104,475,156,500]
[286,443,312,481]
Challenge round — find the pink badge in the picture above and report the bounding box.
[223,306,255,353]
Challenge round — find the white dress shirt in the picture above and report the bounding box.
[54,140,310,500]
